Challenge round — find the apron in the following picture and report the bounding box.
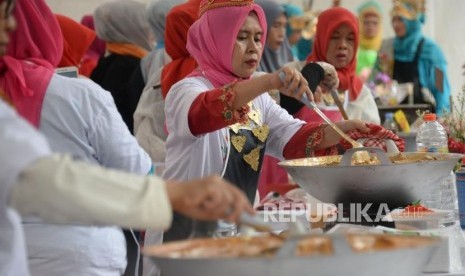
[163,103,268,241]
[223,128,265,203]
[393,38,426,105]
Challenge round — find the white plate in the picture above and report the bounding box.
[382,208,450,222]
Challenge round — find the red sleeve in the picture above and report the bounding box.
[188,82,249,136]
[283,123,338,159]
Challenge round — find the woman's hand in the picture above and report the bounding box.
[333,119,370,133]
[313,86,323,103]
[319,119,370,148]
[166,175,254,223]
[270,66,314,102]
[315,62,339,93]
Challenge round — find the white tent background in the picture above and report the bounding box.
[46,0,465,102]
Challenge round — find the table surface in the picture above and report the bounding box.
[378,104,432,110]
[423,228,465,275]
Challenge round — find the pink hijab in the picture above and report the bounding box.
[0,0,62,127]
[187,3,267,87]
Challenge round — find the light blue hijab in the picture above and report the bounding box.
[282,3,304,37]
[256,0,293,73]
[282,3,304,60]
[393,4,450,115]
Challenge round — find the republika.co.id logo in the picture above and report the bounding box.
[261,202,392,223]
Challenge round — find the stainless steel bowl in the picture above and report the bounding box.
[279,148,464,208]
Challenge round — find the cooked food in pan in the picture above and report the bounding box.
[285,152,444,167]
[144,234,437,259]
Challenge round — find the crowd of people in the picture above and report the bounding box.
[0,0,454,275]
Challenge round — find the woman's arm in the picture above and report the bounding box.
[11,155,253,229]
[283,120,370,159]
[231,67,313,110]
[188,66,314,135]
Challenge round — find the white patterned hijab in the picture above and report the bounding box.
[94,0,152,51]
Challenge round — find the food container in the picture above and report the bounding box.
[279,148,464,208]
[377,225,464,273]
[382,208,450,230]
[143,233,440,276]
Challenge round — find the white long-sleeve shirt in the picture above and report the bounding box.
[11,154,172,230]
[0,100,172,276]
[0,100,51,276]
[23,73,152,276]
[163,76,304,182]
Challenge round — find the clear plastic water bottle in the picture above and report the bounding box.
[383,112,399,134]
[416,113,456,222]
[416,113,448,153]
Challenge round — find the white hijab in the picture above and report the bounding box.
[140,0,185,82]
[94,0,153,51]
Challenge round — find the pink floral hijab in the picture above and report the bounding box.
[0,0,62,127]
[187,2,267,87]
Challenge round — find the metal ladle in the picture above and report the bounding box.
[279,72,371,163]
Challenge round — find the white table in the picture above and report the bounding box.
[423,229,465,275]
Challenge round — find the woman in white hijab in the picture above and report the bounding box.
[127,0,185,137]
[91,0,153,132]
[140,0,185,82]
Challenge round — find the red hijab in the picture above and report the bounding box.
[0,0,62,127]
[80,15,106,77]
[160,0,201,98]
[307,7,362,101]
[56,14,95,72]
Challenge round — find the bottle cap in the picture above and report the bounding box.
[423,113,436,122]
[385,112,394,119]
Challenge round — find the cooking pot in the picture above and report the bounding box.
[144,233,439,276]
[279,148,464,208]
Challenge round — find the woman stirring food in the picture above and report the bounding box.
[163,0,371,241]
[0,1,254,274]
[306,7,380,125]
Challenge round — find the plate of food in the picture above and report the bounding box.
[382,201,450,230]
